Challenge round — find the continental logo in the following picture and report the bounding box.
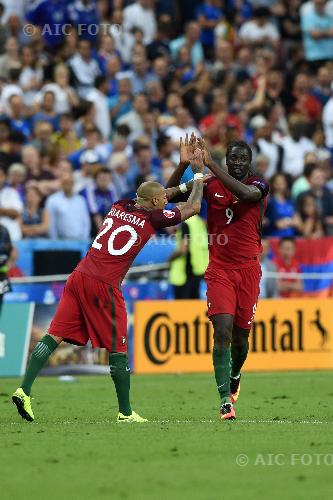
[143,309,330,365]
[144,312,212,365]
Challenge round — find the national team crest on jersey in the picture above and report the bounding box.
[163,210,176,218]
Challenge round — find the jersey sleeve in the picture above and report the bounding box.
[150,207,182,229]
[203,177,215,200]
[249,177,270,199]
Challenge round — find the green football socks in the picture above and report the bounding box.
[213,347,231,404]
[21,334,58,395]
[231,340,249,378]
[109,352,132,416]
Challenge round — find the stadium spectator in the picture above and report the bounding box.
[69,39,102,98]
[0,164,23,241]
[273,237,303,297]
[67,0,100,45]
[259,238,278,298]
[86,75,111,140]
[19,45,43,107]
[117,93,148,136]
[51,113,81,158]
[254,153,270,178]
[109,77,133,125]
[278,119,316,177]
[6,245,24,277]
[0,36,20,80]
[32,91,60,132]
[291,156,318,198]
[299,165,333,235]
[108,152,130,198]
[21,185,49,238]
[322,81,333,155]
[311,65,332,106]
[80,167,117,234]
[265,173,297,237]
[127,140,158,192]
[294,191,324,238]
[8,94,31,139]
[290,72,322,121]
[196,0,223,59]
[21,145,56,196]
[238,7,280,49]
[46,174,91,240]
[169,21,204,66]
[35,63,79,115]
[166,107,201,148]
[7,162,26,200]
[74,149,101,193]
[0,67,23,114]
[128,54,156,95]
[300,0,333,65]
[252,115,284,178]
[123,0,157,45]
[31,121,54,154]
[26,0,70,50]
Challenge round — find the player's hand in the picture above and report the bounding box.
[197,137,212,166]
[191,148,205,174]
[179,132,197,166]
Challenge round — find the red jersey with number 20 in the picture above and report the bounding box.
[77,199,181,287]
[204,175,269,271]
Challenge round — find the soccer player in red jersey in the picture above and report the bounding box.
[167,138,269,420]
[12,148,205,424]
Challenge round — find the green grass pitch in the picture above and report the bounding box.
[1,371,333,500]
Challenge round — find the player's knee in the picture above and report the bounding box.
[214,331,232,350]
[211,314,233,350]
[232,328,250,350]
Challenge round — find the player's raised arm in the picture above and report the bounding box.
[165,133,196,189]
[165,174,211,202]
[198,138,268,202]
[176,148,204,221]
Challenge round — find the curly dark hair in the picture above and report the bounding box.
[226,141,253,163]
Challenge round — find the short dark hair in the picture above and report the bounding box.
[156,133,170,151]
[8,67,21,81]
[226,141,252,162]
[8,130,26,144]
[279,236,295,246]
[303,163,317,179]
[94,75,107,89]
[95,166,111,179]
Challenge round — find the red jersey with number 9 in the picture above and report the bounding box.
[204,175,269,271]
[77,199,181,287]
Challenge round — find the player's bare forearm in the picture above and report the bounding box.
[165,161,190,189]
[178,179,203,221]
[206,160,262,202]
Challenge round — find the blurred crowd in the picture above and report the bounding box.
[0,0,333,251]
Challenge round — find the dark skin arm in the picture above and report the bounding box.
[177,148,205,221]
[198,138,262,202]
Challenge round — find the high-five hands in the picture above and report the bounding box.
[179,132,197,166]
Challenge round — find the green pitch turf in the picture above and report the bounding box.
[1,372,333,500]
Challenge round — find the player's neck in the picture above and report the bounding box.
[135,200,153,211]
